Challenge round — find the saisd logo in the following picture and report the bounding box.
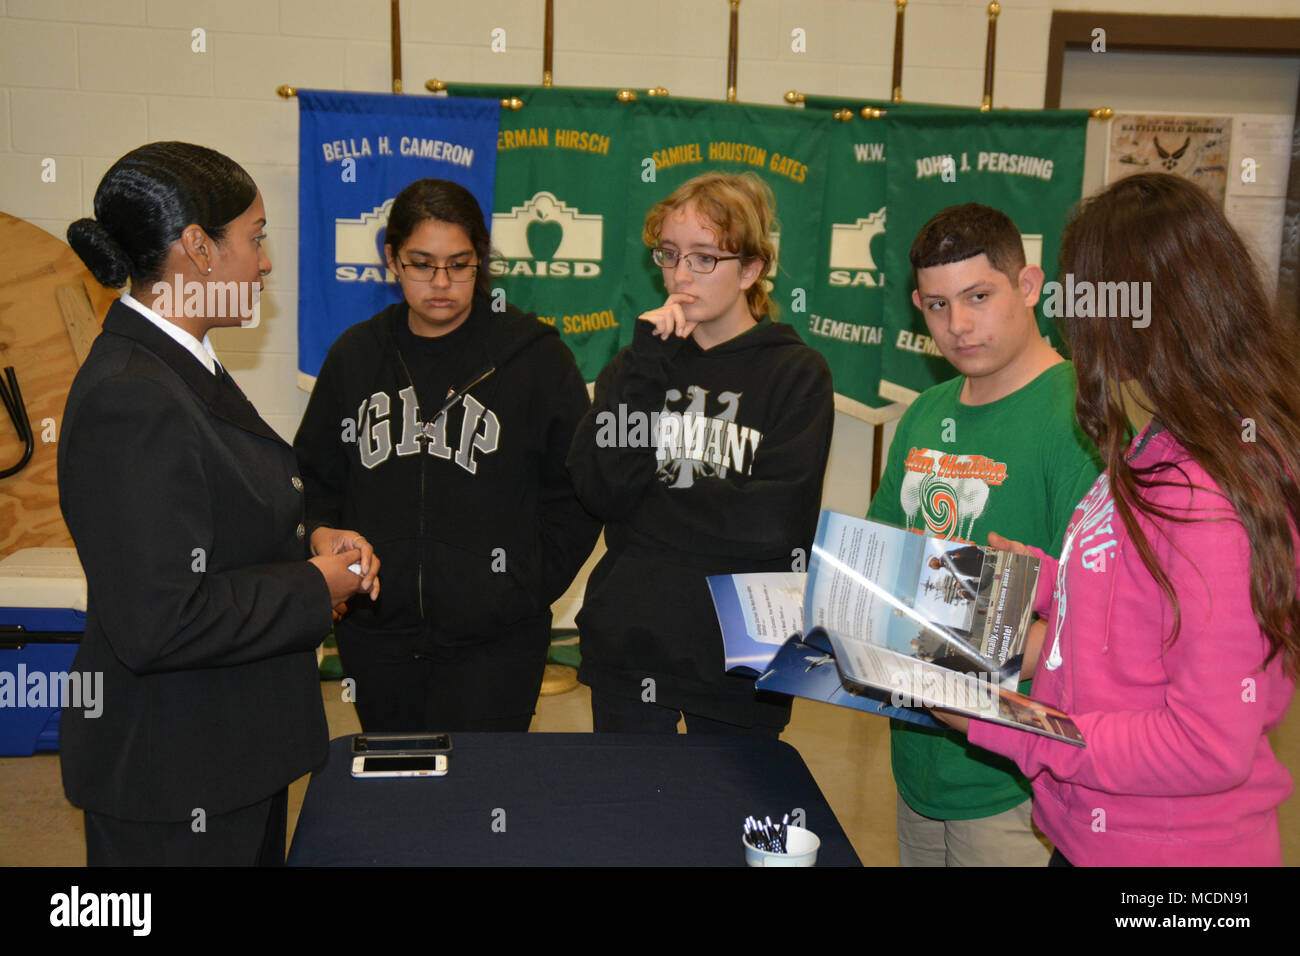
[829,207,886,287]
[490,191,602,278]
[334,198,398,284]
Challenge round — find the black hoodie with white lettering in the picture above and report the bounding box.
[566,316,834,726]
[294,293,600,645]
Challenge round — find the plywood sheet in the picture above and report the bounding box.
[0,212,118,556]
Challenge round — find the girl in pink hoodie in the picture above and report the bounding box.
[945,173,1300,866]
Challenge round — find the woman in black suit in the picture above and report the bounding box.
[59,141,379,865]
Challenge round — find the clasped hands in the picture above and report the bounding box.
[308,526,381,616]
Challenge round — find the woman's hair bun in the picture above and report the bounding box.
[70,142,257,290]
[67,217,132,289]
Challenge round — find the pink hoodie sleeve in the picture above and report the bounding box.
[970,485,1287,797]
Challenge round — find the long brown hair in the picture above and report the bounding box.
[1059,172,1300,677]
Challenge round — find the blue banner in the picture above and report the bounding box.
[296,90,500,384]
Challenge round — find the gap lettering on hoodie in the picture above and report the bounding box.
[357,389,500,474]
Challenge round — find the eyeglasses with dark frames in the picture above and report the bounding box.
[396,260,479,283]
[651,247,744,275]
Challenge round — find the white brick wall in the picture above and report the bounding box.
[0,17,77,87]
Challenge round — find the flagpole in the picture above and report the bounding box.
[543,0,555,87]
[726,0,740,102]
[981,2,999,111]
[390,0,403,94]
[892,0,906,103]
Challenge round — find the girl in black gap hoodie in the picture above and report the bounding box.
[566,172,834,735]
[294,179,599,732]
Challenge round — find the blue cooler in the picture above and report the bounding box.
[0,548,87,756]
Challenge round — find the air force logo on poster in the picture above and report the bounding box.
[490,191,603,278]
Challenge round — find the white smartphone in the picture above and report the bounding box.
[350,753,448,778]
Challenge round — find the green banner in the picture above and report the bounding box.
[801,96,921,423]
[447,85,632,381]
[880,107,1087,401]
[620,96,830,361]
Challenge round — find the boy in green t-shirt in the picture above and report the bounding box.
[868,204,1102,866]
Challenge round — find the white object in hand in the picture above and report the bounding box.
[347,562,363,575]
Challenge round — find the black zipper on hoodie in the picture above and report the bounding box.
[391,334,498,620]
[391,344,428,621]
[385,296,551,624]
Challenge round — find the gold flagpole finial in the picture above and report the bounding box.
[647,87,669,97]
[276,85,297,98]
[861,107,887,120]
[1090,106,1114,119]
[784,90,805,104]
[425,79,448,93]
[503,97,524,111]
[988,2,1000,18]
[832,108,854,122]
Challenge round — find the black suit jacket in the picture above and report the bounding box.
[57,300,333,821]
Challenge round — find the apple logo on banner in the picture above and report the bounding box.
[527,210,563,261]
[491,191,602,278]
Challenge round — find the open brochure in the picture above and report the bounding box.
[708,511,1084,746]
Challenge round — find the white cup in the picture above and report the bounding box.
[743,825,820,867]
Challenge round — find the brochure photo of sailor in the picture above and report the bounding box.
[912,540,988,633]
[928,542,994,612]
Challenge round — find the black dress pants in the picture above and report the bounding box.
[83,788,288,866]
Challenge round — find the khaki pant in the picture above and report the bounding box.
[896,793,1051,866]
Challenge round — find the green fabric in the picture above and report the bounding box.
[445,84,632,382]
[618,96,830,366]
[866,362,1103,819]
[318,653,344,681]
[547,643,582,670]
[880,108,1089,400]
[799,97,984,417]
[800,98,892,418]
